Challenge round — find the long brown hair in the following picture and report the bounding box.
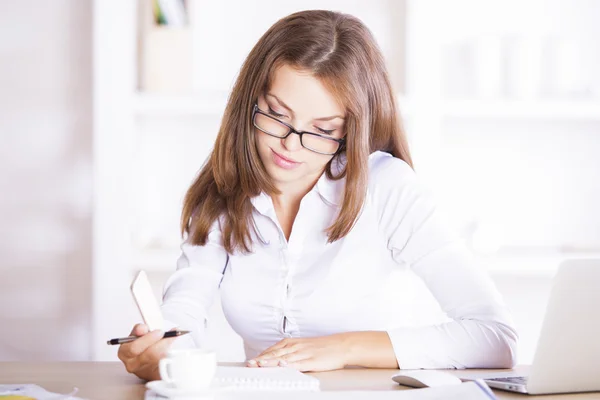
[181,10,413,254]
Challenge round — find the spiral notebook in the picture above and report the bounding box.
[212,382,496,399]
[213,366,320,391]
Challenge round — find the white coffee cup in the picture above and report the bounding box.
[159,349,217,390]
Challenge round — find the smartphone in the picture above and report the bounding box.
[130,270,164,331]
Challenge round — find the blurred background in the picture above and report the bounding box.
[1,0,599,365]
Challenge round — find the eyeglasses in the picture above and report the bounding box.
[252,104,345,155]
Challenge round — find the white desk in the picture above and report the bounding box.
[1,362,598,399]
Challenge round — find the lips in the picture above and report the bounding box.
[271,149,301,170]
[273,150,298,164]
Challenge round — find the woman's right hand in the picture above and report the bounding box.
[117,323,177,381]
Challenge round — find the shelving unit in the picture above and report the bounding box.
[441,99,600,120]
[132,90,229,116]
[131,93,600,120]
[131,92,417,117]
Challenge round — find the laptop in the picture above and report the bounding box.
[480,259,600,395]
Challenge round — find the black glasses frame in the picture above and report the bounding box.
[252,104,345,156]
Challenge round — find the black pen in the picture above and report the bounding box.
[106,330,190,345]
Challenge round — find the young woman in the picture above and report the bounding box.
[118,10,517,381]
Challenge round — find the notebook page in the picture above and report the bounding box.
[212,381,495,399]
[214,366,320,391]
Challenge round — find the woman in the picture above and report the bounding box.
[118,10,517,381]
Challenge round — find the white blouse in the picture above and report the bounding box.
[161,151,518,369]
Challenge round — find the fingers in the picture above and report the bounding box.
[247,339,293,367]
[130,323,149,336]
[256,339,290,358]
[120,330,176,374]
[260,346,311,367]
[127,329,165,356]
[118,329,163,362]
[257,346,295,361]
[278,350,311,364]
[248,351,311,369]
[248,341,309,368]
[250,358,280,368]
[137,335,178,367]
[118,323,150,361]
[249,358,279,367]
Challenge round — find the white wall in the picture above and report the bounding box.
[2,0,597,365]
[0,0,93,360]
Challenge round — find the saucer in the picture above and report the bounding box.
[146,380,221,398]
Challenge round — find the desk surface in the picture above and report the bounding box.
[0,362,598,400]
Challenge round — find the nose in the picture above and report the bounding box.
[281,130,303,152]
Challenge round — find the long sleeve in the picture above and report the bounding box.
[372,155,518,369]
[161,222,229,349]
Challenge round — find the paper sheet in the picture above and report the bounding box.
[0,384,83,400]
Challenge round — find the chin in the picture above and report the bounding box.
[267,164,303,182]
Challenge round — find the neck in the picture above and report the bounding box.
[272,172,322,209]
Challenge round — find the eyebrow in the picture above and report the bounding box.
[266,93,345,121]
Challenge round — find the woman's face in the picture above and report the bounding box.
[255,64,345,190]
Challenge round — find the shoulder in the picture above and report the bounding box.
[366,151,437,212]
[326,151,426,207]
[367,151,418,190]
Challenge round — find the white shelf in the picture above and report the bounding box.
[132,94,600,121]
[132,92,417,118]
[441,99,600,120]
[132,91,230,116]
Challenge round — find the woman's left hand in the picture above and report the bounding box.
[246,334,352,372]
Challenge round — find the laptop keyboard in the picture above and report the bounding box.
[487,376,528,385]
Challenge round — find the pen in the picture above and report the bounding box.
[106,330,190,345]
